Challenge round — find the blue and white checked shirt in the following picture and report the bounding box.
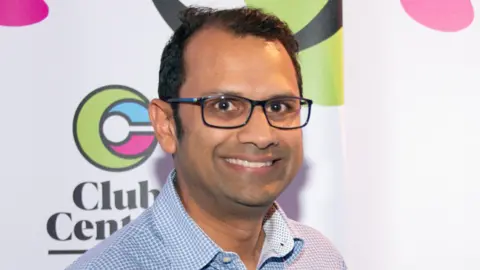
[67,170,347,269]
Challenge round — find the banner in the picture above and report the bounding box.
[0,1,344,269]
[4,1,478,269]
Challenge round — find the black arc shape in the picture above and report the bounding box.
[152,0,342,51]
[152,0,186,30]
[294,0,343,51]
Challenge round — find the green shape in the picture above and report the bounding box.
[300,29,343,106]
[245,0,326,33]
[74,87,146,170]
[246,0,343,106]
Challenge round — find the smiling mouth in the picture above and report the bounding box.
[224,158,278,168]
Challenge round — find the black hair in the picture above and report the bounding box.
[158,6,302,140]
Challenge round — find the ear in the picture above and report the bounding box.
[149,99,177,154]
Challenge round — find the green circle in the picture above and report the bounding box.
[73,85,151,171]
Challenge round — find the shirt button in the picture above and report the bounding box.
[222,257,232,263]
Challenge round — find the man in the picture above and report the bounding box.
[68,6,346,270]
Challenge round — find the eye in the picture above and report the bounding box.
[266,100,293,113]
[268,102,286,113]
[214,99,237,111]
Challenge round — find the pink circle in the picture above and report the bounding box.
[401,0,475,32]
[0,0,49,27]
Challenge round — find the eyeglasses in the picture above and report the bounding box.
[161,94,312,130]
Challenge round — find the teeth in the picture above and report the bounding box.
[225,158,273,168]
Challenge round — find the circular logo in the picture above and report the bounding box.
[73,85,156,172]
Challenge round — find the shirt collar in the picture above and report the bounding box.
[151,169,303,269]
[258,204,296,265]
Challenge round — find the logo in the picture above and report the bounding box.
[46,179,160,254]
[0,0,49,27]
[49,85,160,254]
[401,0,474,32]
[152,0,343,106]
[152,0,342,51]
[73,85,156,172]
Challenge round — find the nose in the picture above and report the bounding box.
[237,106,278,149]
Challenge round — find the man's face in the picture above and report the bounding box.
[157,28,303,208]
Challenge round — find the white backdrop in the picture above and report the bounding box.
[0,0,478,269]
[343,0,479,269]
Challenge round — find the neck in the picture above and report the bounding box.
[175,177,271,266]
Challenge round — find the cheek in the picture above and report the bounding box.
[283,131,303,147]
[183,120,229,163]
[284,132,304,160]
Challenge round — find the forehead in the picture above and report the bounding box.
[181,27,299,98]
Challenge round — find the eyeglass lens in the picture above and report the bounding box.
[202,95,309,128]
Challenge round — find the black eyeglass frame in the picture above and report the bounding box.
[160,94,313,130]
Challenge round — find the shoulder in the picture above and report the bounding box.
[287,219,348,270]
[65,209,170,270]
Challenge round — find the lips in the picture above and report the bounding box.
[224,158,273,168]
[222,154,282,171]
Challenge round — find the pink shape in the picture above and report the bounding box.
[0,0,49,27]
[401,0,475,32]
[109,135,155,156]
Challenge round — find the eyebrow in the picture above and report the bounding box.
[201,89,300,99]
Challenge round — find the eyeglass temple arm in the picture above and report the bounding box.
[160,97,200,103]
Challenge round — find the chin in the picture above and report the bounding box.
[236,201,274,209]
[231,193,278,208]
